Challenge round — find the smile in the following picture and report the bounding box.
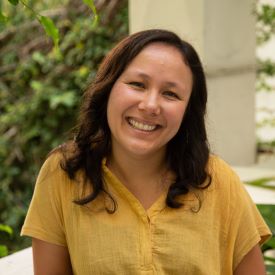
[127,118,158,131]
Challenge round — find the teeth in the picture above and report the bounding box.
[128,118,157,131]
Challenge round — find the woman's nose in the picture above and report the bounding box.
[138,92,161,116]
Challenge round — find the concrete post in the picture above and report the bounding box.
[129,0,256,165]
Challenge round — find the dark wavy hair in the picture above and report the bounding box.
[60,29,211,212]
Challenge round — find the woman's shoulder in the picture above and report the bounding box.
[206,154,244,194]
[38,149,65,179]
[204,155,255,221]
[207,154,239,179]
[40,142,78,177]
[41,145,90,197]
[36,145,79,188]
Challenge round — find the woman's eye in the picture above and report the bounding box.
[128,82,145,89]
[163,91,180,100]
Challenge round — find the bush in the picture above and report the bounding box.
[0,0,128,254]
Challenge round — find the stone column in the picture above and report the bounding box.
[129,0,256,165]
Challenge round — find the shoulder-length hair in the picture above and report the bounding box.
[61,29,210,211]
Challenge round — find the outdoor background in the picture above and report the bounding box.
[0,0,274,271]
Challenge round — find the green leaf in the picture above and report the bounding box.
[49,91,77,109]
[266,264,275,274]
[265,255,275,263]
[30,80,43,93]
[82,0,99,27]
[0,224,13,236]
[32,52,46,65]
[246,177,275,190]
[257,205,275,232]
[38,16,59,48]
[0,9,8,23]
[0,245,8,257]
[8,0,19,5]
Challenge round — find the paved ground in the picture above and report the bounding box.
[0,247,33,275]
[233,154,275,204]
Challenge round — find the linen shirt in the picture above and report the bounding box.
[21,153,271,274]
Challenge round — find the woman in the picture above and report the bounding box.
[21,29,271,274]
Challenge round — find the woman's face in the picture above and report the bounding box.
[107,42,193,160]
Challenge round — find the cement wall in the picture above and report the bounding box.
[129,0,256,165]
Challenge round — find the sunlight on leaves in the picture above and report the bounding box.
[0,245,8,257]
[0,224,13,236]
[82,0,99,27]
[0,9,8,23]
[49,91,77,109]
[246,177,275,190]
[39,16,59,47]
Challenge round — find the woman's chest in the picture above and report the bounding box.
[64,201,228,275]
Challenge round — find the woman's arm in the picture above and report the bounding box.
[234,244,266,275]
[32,238,73,275]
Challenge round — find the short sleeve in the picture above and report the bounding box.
[21,153,70,246]
[228,171,272,270]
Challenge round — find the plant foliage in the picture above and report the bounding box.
[0,224,13,257]
[0,0,128,255]
[2,0,98,53]
[246,177,275,272]
[255,1,275,153]
[257,204,275,274]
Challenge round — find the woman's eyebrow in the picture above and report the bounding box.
[125,71,150,80]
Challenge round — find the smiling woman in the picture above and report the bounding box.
[21,29,271,275]
[107,43,192,161]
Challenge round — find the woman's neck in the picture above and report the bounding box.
[109,140,168,177]
[106,147,172,208]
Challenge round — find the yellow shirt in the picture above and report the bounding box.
[21,153,271,275]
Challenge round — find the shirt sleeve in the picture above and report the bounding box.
[21,153,70,246]
[227,170,272,270]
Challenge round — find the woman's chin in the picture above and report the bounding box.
[125,143,165,160]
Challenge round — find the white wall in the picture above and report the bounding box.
[129,0,256,165]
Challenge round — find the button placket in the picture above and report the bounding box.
[139,213,154,271]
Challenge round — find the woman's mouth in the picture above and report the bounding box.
[127,117,159,132]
